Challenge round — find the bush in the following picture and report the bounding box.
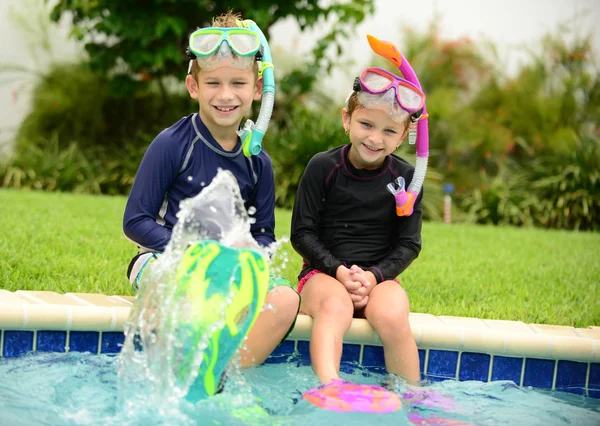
[14,62,193,153]
[266,102,346,209]
[0,133,149,195]
[458,136,600,231]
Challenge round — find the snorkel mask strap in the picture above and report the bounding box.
[236,19,275,157]
[366,34,429,217]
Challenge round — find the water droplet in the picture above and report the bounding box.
[248,206,257,215]
[260,228,265,233]
[200,181,206,186]
[187,176,193,181]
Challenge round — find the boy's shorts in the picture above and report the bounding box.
[126,252,299,341]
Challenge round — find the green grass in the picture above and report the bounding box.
[1,188,599,327]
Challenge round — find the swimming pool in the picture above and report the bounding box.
[1,289,599,425]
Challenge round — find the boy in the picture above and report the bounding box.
[122,11,299,371]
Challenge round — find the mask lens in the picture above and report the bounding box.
[228,33,260,55]
[362,70,393,92]
[398,84,424,109]
[191,32,222,55]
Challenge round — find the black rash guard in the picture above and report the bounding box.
[290,144,422,284]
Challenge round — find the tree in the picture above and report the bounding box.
[49,0,375,98]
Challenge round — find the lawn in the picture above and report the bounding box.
[1,189,599,327]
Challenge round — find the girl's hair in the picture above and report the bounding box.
[189,10,258,80]
[346,91,412,131]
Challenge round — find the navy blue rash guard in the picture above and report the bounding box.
[123,113,276,252]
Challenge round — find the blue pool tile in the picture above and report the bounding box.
[459,352,490,382]
[265,340,296,364]
[101,332,125,354]
[492,356,523,384]
[3,331,34,357]
[362,345,384,366]
[273,340,296,357]
[341,343,361,363]
[418,349,426,374]
[562,388,586,396]
[555,360,587,392]
[37,331,67,352]
[362,345,385,375]
[69,331,99,353]
[588,390,600,399]
[340,362,357,375]
[523,358,555,389]
[426,350,458,381]
[296,340,311,366]
[588,363,600,389]
[339,345,360,375]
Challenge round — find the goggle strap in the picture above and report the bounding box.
[186,47,196,60]
[410,110,428,122]
[353,77,361,92]
[255,45,264,62]
[410,109,422,122]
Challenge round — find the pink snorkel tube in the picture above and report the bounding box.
[366,34,429,217]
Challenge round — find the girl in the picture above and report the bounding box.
[290,58,426,386]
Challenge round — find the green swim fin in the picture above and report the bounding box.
[172,240,269,402]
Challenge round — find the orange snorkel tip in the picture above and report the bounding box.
[366,34,403,69]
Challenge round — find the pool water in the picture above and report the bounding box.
[1,352,599,426]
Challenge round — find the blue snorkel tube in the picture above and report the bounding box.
[237,20,275,157]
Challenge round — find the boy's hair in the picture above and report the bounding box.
[346,92,411,131]
[189,10,259,80]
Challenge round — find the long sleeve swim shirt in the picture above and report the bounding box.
[290,144,422,283]
[123,113,276,252]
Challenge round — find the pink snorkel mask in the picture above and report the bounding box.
[359,34,430,217]
[353,67,425,122]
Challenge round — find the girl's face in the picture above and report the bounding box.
[342,107,408,170]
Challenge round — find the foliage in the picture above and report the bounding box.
[12,61,193,152]
[49,0,375,97]
[459,135,600,231]
[266,101,344,209]
[1,134,147,196]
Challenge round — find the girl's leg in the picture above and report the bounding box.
[240,286,300,367]
[300,273,354,384]
[364,280,420,383]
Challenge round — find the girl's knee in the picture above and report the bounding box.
[374,311,413,341]
[367,287,412,338]
[316,295,353,320]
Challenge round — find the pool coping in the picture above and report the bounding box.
[1,289,598,363]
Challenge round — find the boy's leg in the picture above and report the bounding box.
[363,280,420,383]
[239,282,300,367]
[299,273,354,384]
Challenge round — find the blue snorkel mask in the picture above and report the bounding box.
[187,20,275,157]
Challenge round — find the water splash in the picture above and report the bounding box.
[117,169,269,410]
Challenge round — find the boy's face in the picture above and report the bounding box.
[342,106,408,170]
[186,60,262,134]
